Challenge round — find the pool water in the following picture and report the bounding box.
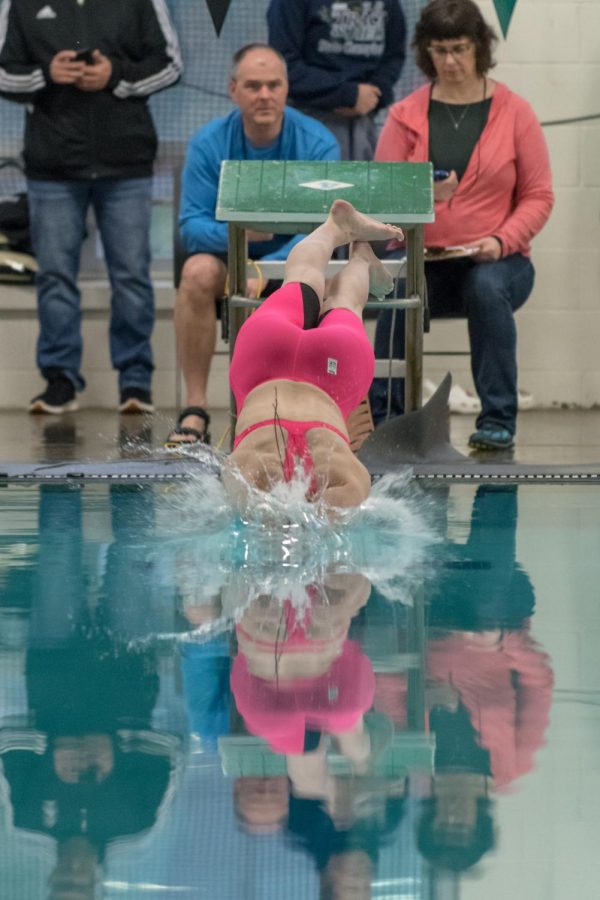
[0,480,599,899]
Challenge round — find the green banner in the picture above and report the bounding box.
[493,0,519,37]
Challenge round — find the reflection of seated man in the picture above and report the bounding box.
[167,42,339,446]
[419,485,553,872]
[233,775,290,834]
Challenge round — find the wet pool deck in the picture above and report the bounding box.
[0,407,599,467]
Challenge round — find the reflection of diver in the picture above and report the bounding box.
[230,572,406,898]
[231,573,376,764]
[419,486,553,872]
[0,485,180,899]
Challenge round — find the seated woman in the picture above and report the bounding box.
[225,199,402,509]
[371,0,554,451]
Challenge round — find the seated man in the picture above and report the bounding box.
[167,43,340,445]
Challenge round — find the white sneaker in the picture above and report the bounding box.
[449,384,481,414]
[518,389,534,410]
[423,379,438,403]
[432,382,534,413]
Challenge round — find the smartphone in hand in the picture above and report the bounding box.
[73,48,94,64]
[433,169,450,181]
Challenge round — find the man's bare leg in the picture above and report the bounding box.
[283,200,402,306]
[322,241,394,318]
[169,253,226,443]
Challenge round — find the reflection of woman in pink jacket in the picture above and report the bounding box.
[418,626,553,873]
[418,485,554,872]
[426,626,553,790]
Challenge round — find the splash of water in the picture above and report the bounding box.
[139,464,443,645]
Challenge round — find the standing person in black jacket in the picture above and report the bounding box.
[0,0,182,414]
[267,0,406,160]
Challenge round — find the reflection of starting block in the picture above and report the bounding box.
[328,733,434,776]
[216,160,434,435]
[218,733,434,779]
[219,736,287,777]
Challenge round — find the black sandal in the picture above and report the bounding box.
[164,406,211,447]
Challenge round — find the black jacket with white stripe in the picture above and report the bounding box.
[0,0,182,180]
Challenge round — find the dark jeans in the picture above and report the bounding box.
[370,253,535,435]
[27,176,155,392]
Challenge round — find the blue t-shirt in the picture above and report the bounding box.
[179,106,340,259]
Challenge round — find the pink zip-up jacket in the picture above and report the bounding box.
[375,82,554,257]
[426,628,554,790]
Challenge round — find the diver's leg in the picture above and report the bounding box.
[283,201,402,306]
[322,241,394,319]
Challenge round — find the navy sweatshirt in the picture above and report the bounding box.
[267,0,406,112]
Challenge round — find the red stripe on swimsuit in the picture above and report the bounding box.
[233,418,350,490]
[236,596,347,653]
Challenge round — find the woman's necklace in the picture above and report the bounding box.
[441,77,487,131]
[444,103,470,131]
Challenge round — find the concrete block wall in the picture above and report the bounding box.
[0,0,598,410]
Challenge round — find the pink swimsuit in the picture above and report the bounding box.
[229,281,375,420]
[232,608,376,754]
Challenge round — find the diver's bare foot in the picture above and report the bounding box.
[351,242,394,298]
[328,199,403,245]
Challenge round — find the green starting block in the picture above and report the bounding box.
[218,732,435,779]
[216,160,434,429]
[217,159,433,230]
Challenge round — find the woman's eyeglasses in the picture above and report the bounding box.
[428,42,474,60]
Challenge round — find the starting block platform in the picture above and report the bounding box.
[216,160,434,429]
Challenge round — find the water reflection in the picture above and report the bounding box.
[422,486,554,882]
[0,485,183,900]
[0,480,555,898]
[228,572,408,899]
[163,474,435,899]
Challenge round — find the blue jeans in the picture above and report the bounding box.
[370,254,535,435]
[27,177,155,392]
